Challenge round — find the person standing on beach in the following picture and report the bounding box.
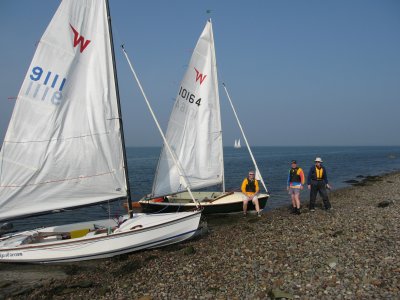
[287,160,305,214]
[241,170,261,217]
[307,157,332,211]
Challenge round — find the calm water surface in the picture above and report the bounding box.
[7,146,400,231]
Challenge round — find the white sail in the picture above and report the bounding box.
[152,20,223,197]
[238,139,241,148]
[0,0,126,221]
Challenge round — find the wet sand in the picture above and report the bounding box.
[1,172,399,299]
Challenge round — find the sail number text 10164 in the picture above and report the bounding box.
[26,66,67,105]
[178,86,201,106]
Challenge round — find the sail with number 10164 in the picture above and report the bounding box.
[139,20,269,214]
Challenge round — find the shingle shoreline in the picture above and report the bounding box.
[2,171,400,299]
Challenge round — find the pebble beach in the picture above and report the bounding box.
[1,172,399,299]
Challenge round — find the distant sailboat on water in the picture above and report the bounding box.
[234,139,241,149]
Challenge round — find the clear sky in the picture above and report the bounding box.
[0,0,399,147]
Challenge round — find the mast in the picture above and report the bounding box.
[105,0,133,217]
[209,18,225,193]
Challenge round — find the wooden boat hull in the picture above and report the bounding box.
[0,211,201,263]
[139,192,269,214]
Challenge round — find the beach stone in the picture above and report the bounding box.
[97,286,111,296]
[344,180,359,184]
[331,230,344,237]
[269,288,294,299]
[273,278,284,287]
[137,296,153,300]
[377,200,393,208]
[114,261,141,275]
[0,281,12,288]
[68,280,93,288]
[182,245,196,255]
[370,279,383,287]
[59,288,75,295]
[63,264,81,275]
[11,286,35,297]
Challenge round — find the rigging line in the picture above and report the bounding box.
[222,83,269,194]
[121,45,200,208]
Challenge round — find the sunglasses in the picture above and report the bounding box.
[249,173,255,176]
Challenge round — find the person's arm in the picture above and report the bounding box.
[299,168,305,185]
[323,166,331,189]
[307,167,312,185]
[255,180,260,194]
[241,179,247,194]
[323,166,328,184]
[299,168,305,189]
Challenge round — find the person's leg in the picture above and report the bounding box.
[252,196,261,216]
[290,191,297,213]
[243,198,249,215]
[294,190,301,214]
[309,184,317,210]
[319,184,331,209]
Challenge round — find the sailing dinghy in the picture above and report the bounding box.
[234,139,242,149]
[0,0,201,263]
[139,20,269,214]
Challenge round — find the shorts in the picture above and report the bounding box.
[289,187,301,195]
[243,195,259,203]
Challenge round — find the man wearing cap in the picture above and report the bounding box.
[307,157,332,211]
[241,170,262,217]
[287,160,305,214]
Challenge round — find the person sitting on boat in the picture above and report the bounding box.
[241,170,261,217]
[287,160,305,215]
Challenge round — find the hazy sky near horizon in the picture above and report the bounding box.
[0,0,399,147]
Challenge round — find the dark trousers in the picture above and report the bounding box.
[309,180,331,209]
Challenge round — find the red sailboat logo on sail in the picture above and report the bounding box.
[194,67,207,85]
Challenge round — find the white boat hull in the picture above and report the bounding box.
[0,211,201,263]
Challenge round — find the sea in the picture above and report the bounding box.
[5,146,400,232]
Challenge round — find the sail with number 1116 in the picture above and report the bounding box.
[0,0,201,263]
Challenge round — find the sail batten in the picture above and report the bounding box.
[152,20,223,197]
[0,0,127,221]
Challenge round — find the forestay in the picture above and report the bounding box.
[152,20,223,197]
[0,0,126,221]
